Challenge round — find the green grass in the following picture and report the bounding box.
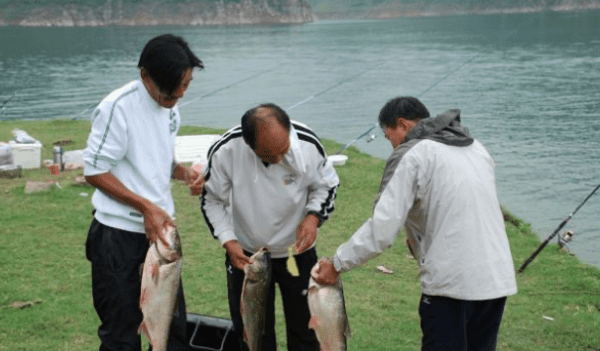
[1,120,599,350]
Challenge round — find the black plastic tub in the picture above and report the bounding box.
[186,313,241,351]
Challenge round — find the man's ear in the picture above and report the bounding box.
[397,118,409,129]
[398,118,417,131]
[140,67,150,82]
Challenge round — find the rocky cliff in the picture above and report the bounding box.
[307,0,600,19]
[0,0,315,27]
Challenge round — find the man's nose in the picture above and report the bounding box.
[173,88,185,99]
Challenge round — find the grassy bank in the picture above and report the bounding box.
[1,119,599,350]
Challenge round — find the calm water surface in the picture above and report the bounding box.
[1,11,599,268]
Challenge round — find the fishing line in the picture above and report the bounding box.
[179,67,276,108]
[334,14,542,155]
[0,91,18,116]
[278,61,387,156]
[333,53,481,155]
[517,182,600,274]
[71,102,98,120]
[332,55,480,155]
[68,67,277,120]
[285,61,387,111]
[178,57,331,111]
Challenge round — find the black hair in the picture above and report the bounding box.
[241,103,291,150]
[378,96,430,128]
[138,34,203,95]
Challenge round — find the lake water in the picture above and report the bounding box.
[1,10,599,268]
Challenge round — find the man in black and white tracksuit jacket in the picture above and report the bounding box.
[201,103,339,351]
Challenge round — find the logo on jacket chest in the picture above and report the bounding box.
[283,173,297,185]
[169,110,178,133]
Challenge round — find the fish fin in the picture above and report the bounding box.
[345,322,353,338]
[139,287,147,307]
[138,320,148,337]
[242,327,250,343]
[151,263,160,283]
[308,315,319,330]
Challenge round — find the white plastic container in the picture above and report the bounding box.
[175,134,221,164]
[9,141,42,169]
[328,154,348,167]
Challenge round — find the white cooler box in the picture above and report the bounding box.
[9,141,42,169]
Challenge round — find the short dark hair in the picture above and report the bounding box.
[241,103,291,150]
[378,96,430,128]
[138,34,203,95]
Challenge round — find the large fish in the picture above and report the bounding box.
[240,247,271,351]
[307,259,352,351]
[138,225,183,351]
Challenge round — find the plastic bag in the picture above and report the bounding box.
[11,128,36,144]
[0,144,13,168]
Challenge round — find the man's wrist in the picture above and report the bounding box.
[332,255,344,273]
[306,211,325,227]
[172,163,190,182]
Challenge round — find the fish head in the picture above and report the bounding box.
[309,259,343,290]
[156,225,182,263]
[244,247,271,283]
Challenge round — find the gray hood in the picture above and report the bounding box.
[373,109,473,208]
[404,109,473,147]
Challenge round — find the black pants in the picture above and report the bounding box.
[226,247,320,351]
[419,294,507,351]
[86,218,187,351]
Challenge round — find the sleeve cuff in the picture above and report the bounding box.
[83,164,110,177]
[332,254,345,273]
[306,210,325,227]
[217,230,237,246]
[83,157,113,176]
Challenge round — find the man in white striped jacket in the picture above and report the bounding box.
[84,34,204,351]
[201,103,340,351]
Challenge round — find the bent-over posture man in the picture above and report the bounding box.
[201,103,340,351]
[314,96,517,351]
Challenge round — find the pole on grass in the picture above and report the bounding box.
[517,182,600,274]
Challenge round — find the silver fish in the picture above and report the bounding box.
[240,247,271,351]
[138,225,183,351]
[308,260,352,351]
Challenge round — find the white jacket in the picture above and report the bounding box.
[201,121,340,258]
[333,110,517,300]
[84,80,180,233]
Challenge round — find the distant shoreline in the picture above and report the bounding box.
[313,2,600,20]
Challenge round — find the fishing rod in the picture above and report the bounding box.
[517,182,600,274]
[335,122,379,155]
